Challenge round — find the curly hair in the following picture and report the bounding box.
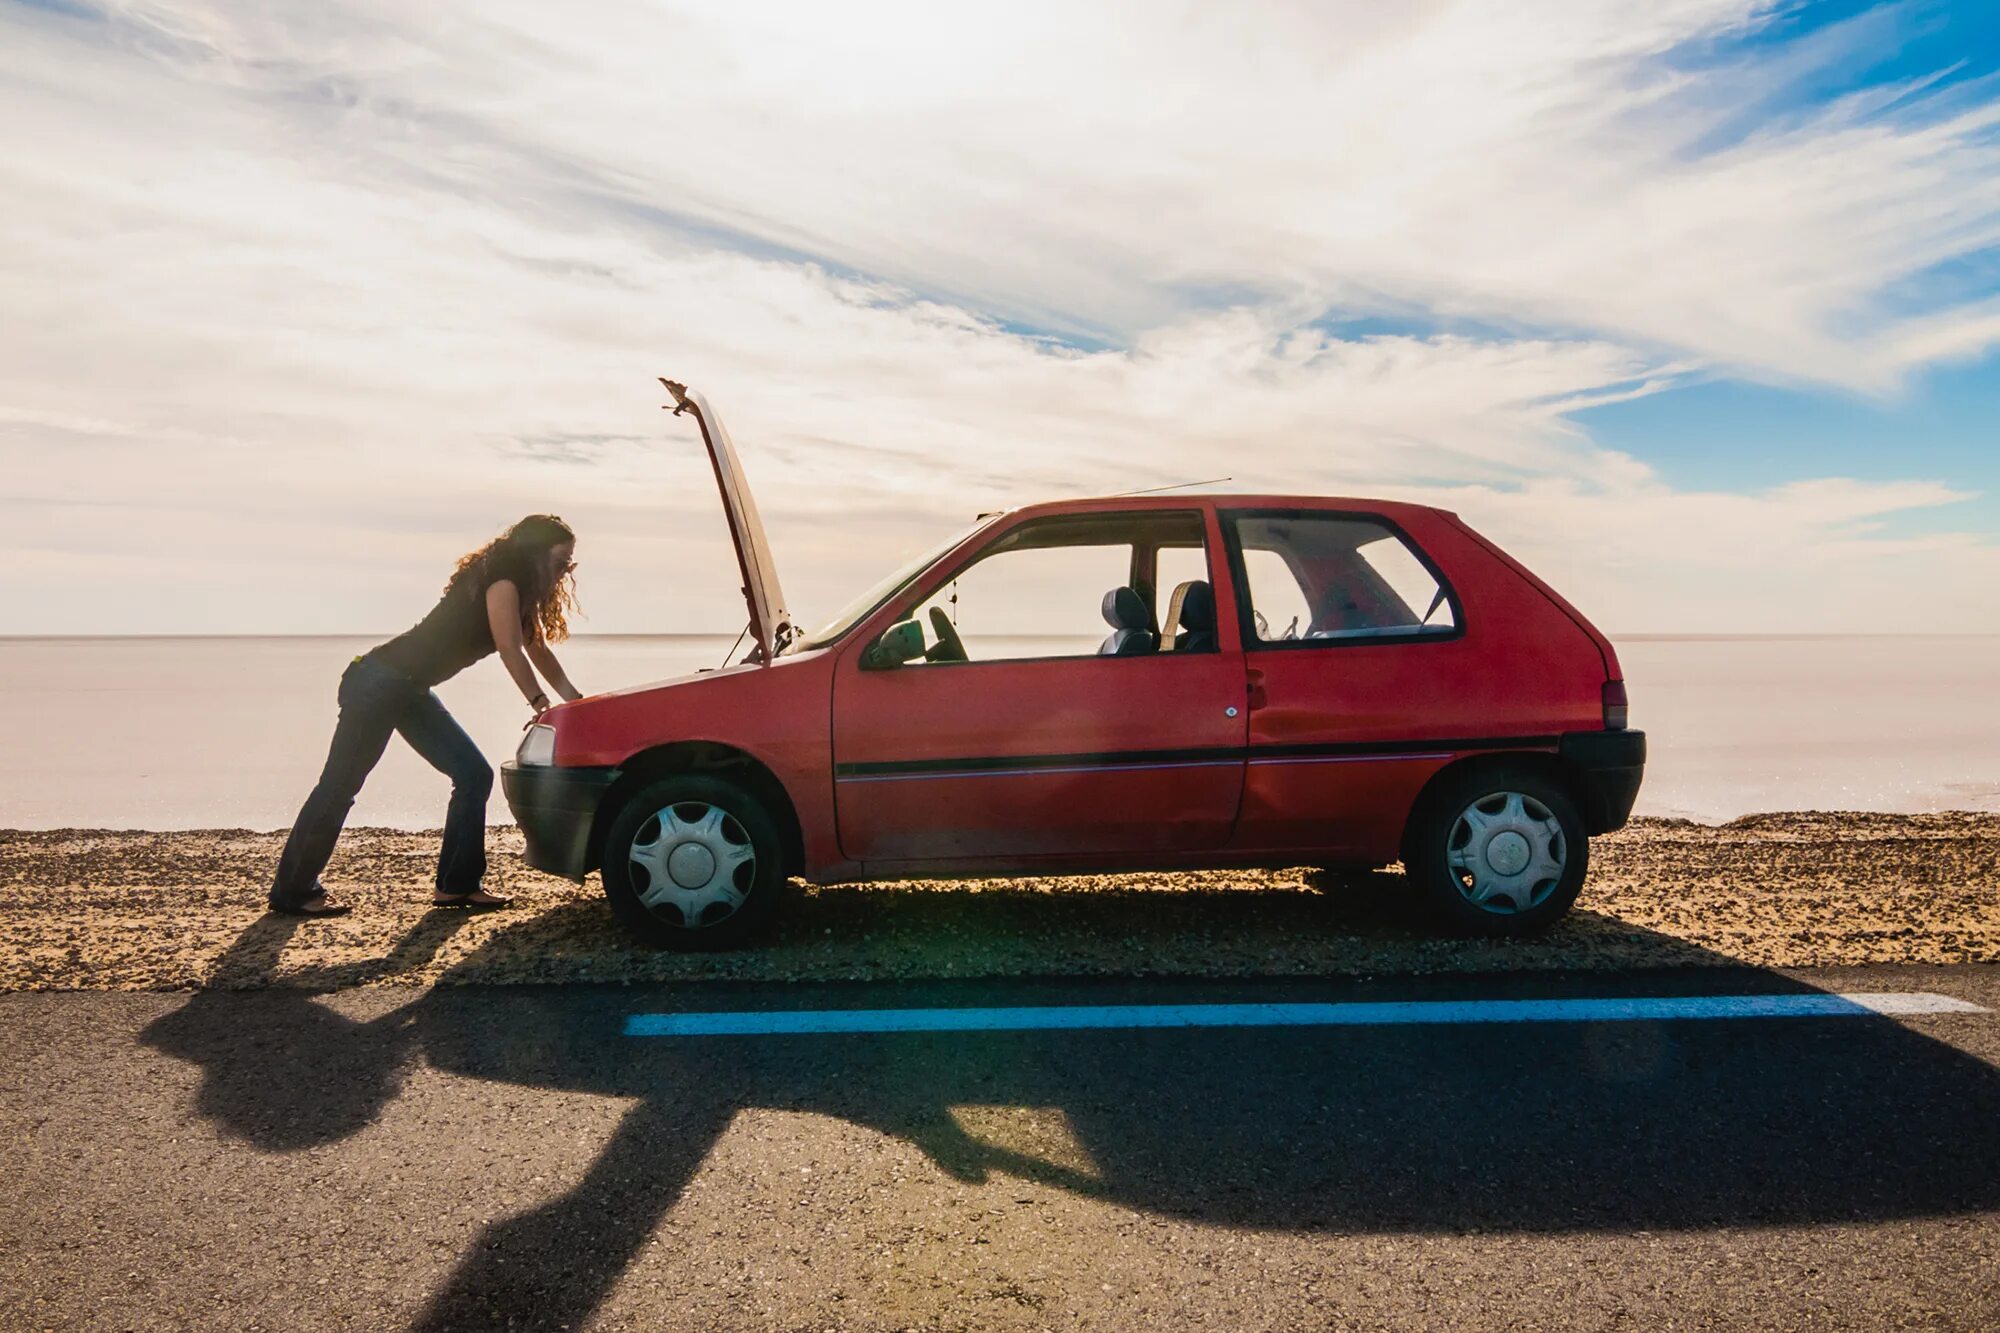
[446,514,579,644]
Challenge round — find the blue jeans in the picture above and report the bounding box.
[270,656,493,908]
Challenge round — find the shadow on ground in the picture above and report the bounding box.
[144,905,2000,1332]
[195,868,1735,990]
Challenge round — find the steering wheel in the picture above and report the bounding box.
[925,606,969,663]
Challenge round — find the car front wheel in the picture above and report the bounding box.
[601,775,787,948]
[1404,767,1589,935]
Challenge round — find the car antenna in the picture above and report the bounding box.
[1111,476,1233,497]
[979,475,1233,516]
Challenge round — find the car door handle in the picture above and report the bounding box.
[1246,670,1268,711]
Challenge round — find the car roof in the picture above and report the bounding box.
[999,493,1453,523]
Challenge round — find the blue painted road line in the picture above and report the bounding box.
[624,991,1987,1037]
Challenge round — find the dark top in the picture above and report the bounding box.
[364,548,537,689]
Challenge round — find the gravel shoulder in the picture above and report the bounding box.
[2,812,1996,991]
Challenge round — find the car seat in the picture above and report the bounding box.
[1098,587,1158,656]
[1171,580,1217,653]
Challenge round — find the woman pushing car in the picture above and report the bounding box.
[267,513,584,918]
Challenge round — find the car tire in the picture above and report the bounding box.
[600,775,788,949]
[1403,766,1589,936]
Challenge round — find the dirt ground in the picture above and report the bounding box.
[1,813,1996,991]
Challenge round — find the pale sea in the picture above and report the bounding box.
[1,634,1995,831]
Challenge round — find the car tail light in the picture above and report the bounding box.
[1602,679,1629,731]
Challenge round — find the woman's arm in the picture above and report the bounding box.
[486,581,550,713]
[525,638,583,703]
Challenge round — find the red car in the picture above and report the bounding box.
[502,382,1645,946]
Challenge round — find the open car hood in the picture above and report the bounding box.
[661,379,793,663]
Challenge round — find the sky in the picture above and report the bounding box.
[4,0,2000,637]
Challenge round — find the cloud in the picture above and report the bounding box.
[51,0,2000,384]
[0,0,1994,636]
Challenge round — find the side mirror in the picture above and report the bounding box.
[862,619,926,670]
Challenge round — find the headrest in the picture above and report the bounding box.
[1178,580,1215,630]
[1101,586,1148,631]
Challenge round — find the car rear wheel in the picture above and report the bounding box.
[601,775,787,948]
[1404,767,1588,936]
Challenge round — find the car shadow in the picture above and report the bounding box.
[142,905,2000,1333]
[266,868,1733,986]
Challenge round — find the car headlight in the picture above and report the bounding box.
[516,724,557,767]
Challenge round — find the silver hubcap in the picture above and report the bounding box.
[1446,791,1566,914]
[628,802,756,928]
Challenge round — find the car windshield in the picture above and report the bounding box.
[789,517,996,652]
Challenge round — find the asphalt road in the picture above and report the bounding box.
[4,963,1999,1332]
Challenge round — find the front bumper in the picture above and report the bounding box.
[500,762,620,882]
[1558,730,1647,833]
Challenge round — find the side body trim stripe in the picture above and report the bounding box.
[834,735,1558,780]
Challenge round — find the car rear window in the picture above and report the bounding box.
[1226,512,1458,645]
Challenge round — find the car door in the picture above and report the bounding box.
[831,508,1248,865]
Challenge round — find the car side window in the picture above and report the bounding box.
[911,543,1132,661]
[893,511,1211,665]
[1237,548,1312,641]
[1228,512,1457,645]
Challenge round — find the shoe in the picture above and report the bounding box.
[430,892,513,912]
[270,895,352,918]
[268,878,351,918]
